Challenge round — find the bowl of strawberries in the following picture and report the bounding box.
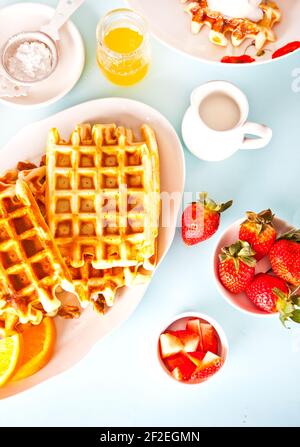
[158,313,228,384]
[213,210,300,326]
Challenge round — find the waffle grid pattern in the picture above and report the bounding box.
[46,124,159,270]
[0,180,73,329]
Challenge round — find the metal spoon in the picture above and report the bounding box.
[0,0,85,96]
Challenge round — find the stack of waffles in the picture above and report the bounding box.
[0,123,160,334]
[182,0,281,50]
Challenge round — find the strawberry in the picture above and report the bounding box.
[168,330,199,352]
[186,351,206,366]
[159,333,183,359]
[165,353,196,380]
[270,230,300,286]
[239,209,276,260]
[218,241,256,294]
[182,192,232,246]
[245,273,288,313]
[200,323,219,354]
[186,319,203,350]
[191,352,223,381]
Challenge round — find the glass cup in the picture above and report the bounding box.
[96,8,150,87]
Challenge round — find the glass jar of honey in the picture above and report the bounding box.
[96,8,150,86]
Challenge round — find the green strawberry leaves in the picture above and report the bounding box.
[219,240,256,271]
[291,309,300,324]
[243,209,275,234]
[199,192,233,214]
[273,288,300,327]
[278,229,300,243]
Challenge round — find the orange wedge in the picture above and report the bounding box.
[0,334,23,387]
[12,317,56,382]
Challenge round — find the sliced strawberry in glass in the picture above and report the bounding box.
[167,354,196,381]
[159,333,183,359]
[186,319,204,351]
[200,323,219,354]
[168,330,199,352]
[191,352,223,381]
[186,351,206,366]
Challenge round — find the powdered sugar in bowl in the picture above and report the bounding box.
[1,31,58,84]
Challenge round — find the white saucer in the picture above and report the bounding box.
[0,2,85,108]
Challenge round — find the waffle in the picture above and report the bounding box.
[183,0,281,49]
[66,239,158,311]
[46,123,160,270]
[0,179,75,333]
[0,161,46,217]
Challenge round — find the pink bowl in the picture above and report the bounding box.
[157,312,228,385]
[212,216,294,317]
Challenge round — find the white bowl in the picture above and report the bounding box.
[212,217,293,317]
[127,0,300,65]
[157,312,228,385]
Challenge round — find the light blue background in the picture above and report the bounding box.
[1,0,300,427]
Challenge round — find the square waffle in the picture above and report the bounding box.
[0,179,75,332]
[46,123,160,270]
[183,0,281,50]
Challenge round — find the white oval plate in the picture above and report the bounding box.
[127,0,300,65]
[0,97,185,399]
[0,2,85,108]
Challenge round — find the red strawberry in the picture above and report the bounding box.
[159,333,183,359]
[191,352,223,381]
[182,192,232,246]
[200,323,219,354]
[239,209,276,260]
[245,273,288,313]
[165,353,196,380]
[218,241,256,294]
[168,330,199,352]
[186,351,206,366]
[186,319,203,350]
[270,230,300,286]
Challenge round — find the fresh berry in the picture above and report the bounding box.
[168,330,199,352]
[200,323,219,354]
[218,241,256,294]
[186,319,203,350]
[191,352,223,381]
[182,192,232,246]
[186,351,206,367]
[245,273,288,313]
[159,333,183,359]
[239,209,276,260]
[165,353,196,380]
[270,230,300,286]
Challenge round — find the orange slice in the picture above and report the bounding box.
[12,317,56,382]
[0,334,23,387]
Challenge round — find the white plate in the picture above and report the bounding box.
[127,0,300,65]
[212,217,293,317]
[0,2,85,108]
[0,97,185,399]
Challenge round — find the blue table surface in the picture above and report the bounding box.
[1,0,300,428]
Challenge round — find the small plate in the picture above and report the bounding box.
[0,2,85,108]
[0,97,185,399]
[212,217,294,316]
[157,312,228,385]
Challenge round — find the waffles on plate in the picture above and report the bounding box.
[182,0,281,49]
[0,179,75,333]
[0,123,160,324]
